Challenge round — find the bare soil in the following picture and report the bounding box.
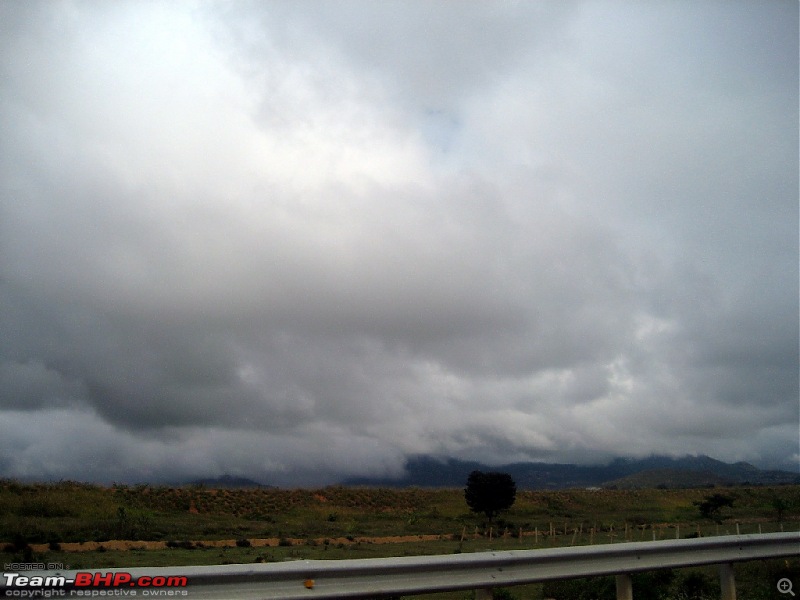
[29,534,451,553]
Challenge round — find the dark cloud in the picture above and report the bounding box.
[0,0,797,484]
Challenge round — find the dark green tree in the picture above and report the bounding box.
[771,496,789,522]
[464,470,516,524]
[694,493,734,523]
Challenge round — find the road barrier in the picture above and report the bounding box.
[2,531,797,599]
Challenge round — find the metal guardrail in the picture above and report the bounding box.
[2,532,798,599]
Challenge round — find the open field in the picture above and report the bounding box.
[2,482,798,599]
[2,481,798,565]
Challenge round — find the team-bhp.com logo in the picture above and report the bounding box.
[3,572,188,597]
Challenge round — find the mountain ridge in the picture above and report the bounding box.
[343,454,800,489]
[188,474,271,488]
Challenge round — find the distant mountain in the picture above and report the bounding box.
[188,474,269,488]
[343,455,800,489]
[602,468,730,489]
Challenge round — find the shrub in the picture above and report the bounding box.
[166,540,195,550]
[674,571,717,600]
[542,575,616,600]
[694,494,735,523]
[16,501,72,518]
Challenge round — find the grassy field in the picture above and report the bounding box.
[2,481,798,557]
[2,481,798,599]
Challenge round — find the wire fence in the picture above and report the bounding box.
[460,519,799,548]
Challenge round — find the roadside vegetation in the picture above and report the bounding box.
[1,480,797,569]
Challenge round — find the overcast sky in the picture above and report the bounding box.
[1,0,797,486]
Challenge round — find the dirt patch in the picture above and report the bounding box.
[29,540,167,552]
[28,533,454,553]
[352,534,448,544]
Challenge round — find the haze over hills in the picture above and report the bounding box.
[342,455,800,490]
[602,468,730,489]
[189,475,272,489]
[182,455,799,489]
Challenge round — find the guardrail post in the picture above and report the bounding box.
[719,563,736,600]
[616,573,633,600]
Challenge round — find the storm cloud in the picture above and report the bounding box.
[1,0,797,485]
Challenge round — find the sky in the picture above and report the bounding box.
[0,1,798,486]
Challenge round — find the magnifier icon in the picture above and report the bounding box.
[778,578,795,596]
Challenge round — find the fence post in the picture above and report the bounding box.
[719,563,736,600]
[616,573,633,600]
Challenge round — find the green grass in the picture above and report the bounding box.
[2,481,798,600]
[2,480,798,568]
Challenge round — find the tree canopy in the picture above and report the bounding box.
[464,470,516,523]
[694,493,735,523]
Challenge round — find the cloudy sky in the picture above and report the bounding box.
[1,1,797,486]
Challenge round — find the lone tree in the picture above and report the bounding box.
[464,470,517,524]
[771,496,789,523]
[694,493,735,523]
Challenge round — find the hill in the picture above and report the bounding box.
[343,454,800,489]
[188,474,269,488]
[602,468,730,489]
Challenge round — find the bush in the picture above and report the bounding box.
[673,571,718,600]
[235,538,251,547]
[166,540,195,550]
[693,494,735,523]
[543,576,616,600]
[544,570,712,600]
[494,518,516,531]
[16,501,72,518]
